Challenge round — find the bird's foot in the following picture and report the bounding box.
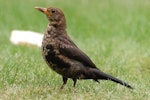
[60,86,64,89]
[72,86,77,92]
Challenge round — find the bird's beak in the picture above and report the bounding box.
[35,7,49,15]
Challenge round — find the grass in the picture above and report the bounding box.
[0,0,150,99]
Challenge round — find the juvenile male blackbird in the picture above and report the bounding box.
[35,6,133,89]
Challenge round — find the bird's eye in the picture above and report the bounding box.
[51,9,56,13]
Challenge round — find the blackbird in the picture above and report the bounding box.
[35,6,133,89]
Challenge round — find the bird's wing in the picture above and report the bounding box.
[57,35,97,68]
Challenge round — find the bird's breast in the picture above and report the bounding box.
[41,33,56,65]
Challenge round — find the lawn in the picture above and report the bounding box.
[0,0,150,99]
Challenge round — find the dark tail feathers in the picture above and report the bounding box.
[94,69,133,89]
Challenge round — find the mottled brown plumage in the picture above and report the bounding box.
[35,6,133,89]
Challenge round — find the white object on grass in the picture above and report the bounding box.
[10,30,43,47]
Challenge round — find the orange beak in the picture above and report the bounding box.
[35,7,49,15]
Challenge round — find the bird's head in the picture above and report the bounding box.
[35,6,66,28]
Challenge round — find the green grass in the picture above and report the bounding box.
[0,0,150,99]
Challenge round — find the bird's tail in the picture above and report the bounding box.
[93,69,133,89]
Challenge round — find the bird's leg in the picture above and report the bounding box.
[60,77,68,89]
[72,79,77,87]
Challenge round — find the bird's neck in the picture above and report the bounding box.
[49,17,66,29]
[49,21,66,30]
[47,22,67,36]
[50,23,66,30]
